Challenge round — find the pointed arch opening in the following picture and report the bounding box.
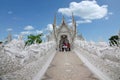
[59,35,71,51]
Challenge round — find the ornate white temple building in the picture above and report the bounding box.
[48,14,84,51]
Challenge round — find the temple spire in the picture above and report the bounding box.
[72,12,75,24]
[52,14,57,42]
[72,13,77,34]
[71,12,77,44]
[62,15,66,25]
[53,14,56,27]
[7,30,12,43]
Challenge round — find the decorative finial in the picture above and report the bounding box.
[62,15,66,25]
[53,13,56,26]
[72,12,75,24]
[72,12,77,34]
[53,13,57,28]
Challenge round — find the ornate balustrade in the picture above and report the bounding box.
[0,40,56,80]
[74,40,120,80]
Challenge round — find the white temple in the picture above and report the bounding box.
[49,14,84,51]
[0,15,120,80]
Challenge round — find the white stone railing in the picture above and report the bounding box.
[74,40,120,80]
[0,40,56,80]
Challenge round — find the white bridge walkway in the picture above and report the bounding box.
[41,51,99,80]
[1,41,119,80]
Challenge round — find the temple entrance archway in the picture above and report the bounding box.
[59,35,71,51]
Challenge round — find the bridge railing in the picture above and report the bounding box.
[74,40,120,80]
[0,39,56,80]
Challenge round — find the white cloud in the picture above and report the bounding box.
[13,34,19,37]
[36,30,43,34]
[21,31,31,35]
[105,16,109,20]
[8,11,13,14]
[46,24,53,31]
[68,19,92,27]
[7,28,13,31]
[76,20,92,24]
[24,25,34,31]
[21,29,43,36]
[108,12,113,15]
[68,22,72,26]
[104,12,113,20]
[43,35,46,39]
[58,0,108,20]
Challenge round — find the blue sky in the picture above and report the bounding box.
[0,0,120,42]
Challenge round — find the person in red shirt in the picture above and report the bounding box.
[67,43,70,51]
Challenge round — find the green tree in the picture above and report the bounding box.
[25,34,43,46]
[109,35,119,46]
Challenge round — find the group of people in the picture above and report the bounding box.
[60,42,71,52]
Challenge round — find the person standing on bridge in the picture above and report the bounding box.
[67,43,70,51]
[62,42,67,52]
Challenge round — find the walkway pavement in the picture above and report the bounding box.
[41,51,99,80]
